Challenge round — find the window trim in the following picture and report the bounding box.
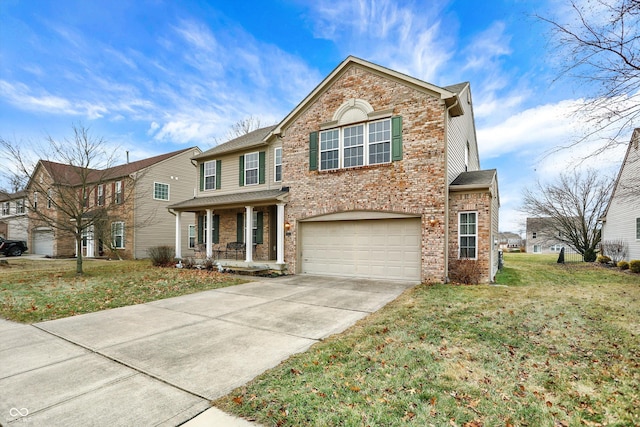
[318,118,392,171]
[112,221,125,249]
[47,189,53,209]
[97,184,105,206]
[188,224,196,249]
[153,182,170,201]
[115,181,123,204]
[203,160,216,191]
[244,152,259,186]
[274,147,282,182]
[458,211,478,259]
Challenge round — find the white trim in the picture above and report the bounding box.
[153,182,170,201]
[274,147,282,183]
[245,152,259,186]
[458,211,478,259]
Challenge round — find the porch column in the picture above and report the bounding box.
[245,205,253,262]
[175,211,182,259]
[206,208,213,258]
[276,203,285,264]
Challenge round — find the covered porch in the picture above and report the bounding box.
[168,189,289,272]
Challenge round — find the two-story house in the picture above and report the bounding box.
[0,190,28,242]
[601,128,640,260]
[27,147,201,258]
[525,217,567,254]
[170,56,500,283]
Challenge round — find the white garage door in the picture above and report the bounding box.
[33,230,54,256]
[300,218,422,282]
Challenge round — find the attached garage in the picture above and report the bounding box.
[299,216,422,282]
[32,229,54,256]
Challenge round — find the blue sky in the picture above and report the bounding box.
[0,0,630,233]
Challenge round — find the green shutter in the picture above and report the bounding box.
[239,156,245,186]
[197,214,204,245]
[212,215,220,244]
[259,151,265,184]
[309,131,318,171]
[255,211,264,244]
[236,212,244,242]
[199,163,204,191]
[215,160,222,189]
[391,116,403,161]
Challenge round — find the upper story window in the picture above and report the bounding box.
[274,147,282,182]
[16,199,25,214]
[154,182,169,201]
[2,202,9,215]
[33,192,38,210]
[97,184,105,206]
[115,181,123,204]
[319,118,391,171]
[47,189,53,209]
[309,99,401,172]
[245,152,259,185]
[204,161,216,190]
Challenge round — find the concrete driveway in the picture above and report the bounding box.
[0,275,415,426]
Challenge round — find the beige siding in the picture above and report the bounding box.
[447,85,480,184]
[602,134,640,260]
[196,145,281,198]
[133,149,201,258]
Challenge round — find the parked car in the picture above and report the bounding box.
[0,236,28,256]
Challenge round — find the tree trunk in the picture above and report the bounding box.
[75,233,84,275]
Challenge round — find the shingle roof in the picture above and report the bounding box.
[193,126,277,160]
[168,188,288,211]
[39,147,196,186]
[450,169,497,188]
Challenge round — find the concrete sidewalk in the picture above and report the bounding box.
[0,275,414,426]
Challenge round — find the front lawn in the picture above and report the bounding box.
[0,258,245,323]
[215,253,640,426]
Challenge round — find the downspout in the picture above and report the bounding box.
[443,97,459,284]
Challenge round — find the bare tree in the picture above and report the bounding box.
[226,116,263,140]
[521,169,613,260]
[0,125,144,275]
[538,0,640,153]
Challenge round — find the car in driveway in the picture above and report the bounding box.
[0,236,28,256]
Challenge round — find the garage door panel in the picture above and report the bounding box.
[301,219,421,282]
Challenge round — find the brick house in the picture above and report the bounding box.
[26,147,201,258]
[169,56,500,283]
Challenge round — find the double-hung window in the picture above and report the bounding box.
[115,181,123,204]
[188,225,196,249]
[112,221,125,249]
[97,185,105,206]
[459,212,477,259]
[636,218,640,240]
[154,182,169,201]
[204,161,216,190]
[320,129,340,170]
[274,147,282,182]
[245,152,259,185]
[2,202,9,215]
[16,200,24,214]
[319,118,392,171]
[47,189,53,209]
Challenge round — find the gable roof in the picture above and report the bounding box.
[35,147,198,187]
[192,125,277,160]
[0,190,27,202]
[601,128,640,220]
[271,56,465,138]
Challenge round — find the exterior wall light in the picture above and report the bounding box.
[429,216,437,226]
[284,221,291,231]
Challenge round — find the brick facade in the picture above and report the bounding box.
[281,65,449,282]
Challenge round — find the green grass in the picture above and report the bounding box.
[0,258,245,323]
[214,253,640,426]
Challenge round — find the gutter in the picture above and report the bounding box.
[443,97,460,284]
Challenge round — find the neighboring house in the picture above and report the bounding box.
[0,190,28,242]
[26,147,201,258]
[525,217,567,254]
[169,56,500,283]
[601,128,640,260]
[498,231,523,251]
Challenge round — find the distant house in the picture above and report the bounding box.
[26,147,201,258]
[498,231,522,251]
[0,190,28,242]
[169,56,500,283]
[600,128,640,260]
[526,217,566,254]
